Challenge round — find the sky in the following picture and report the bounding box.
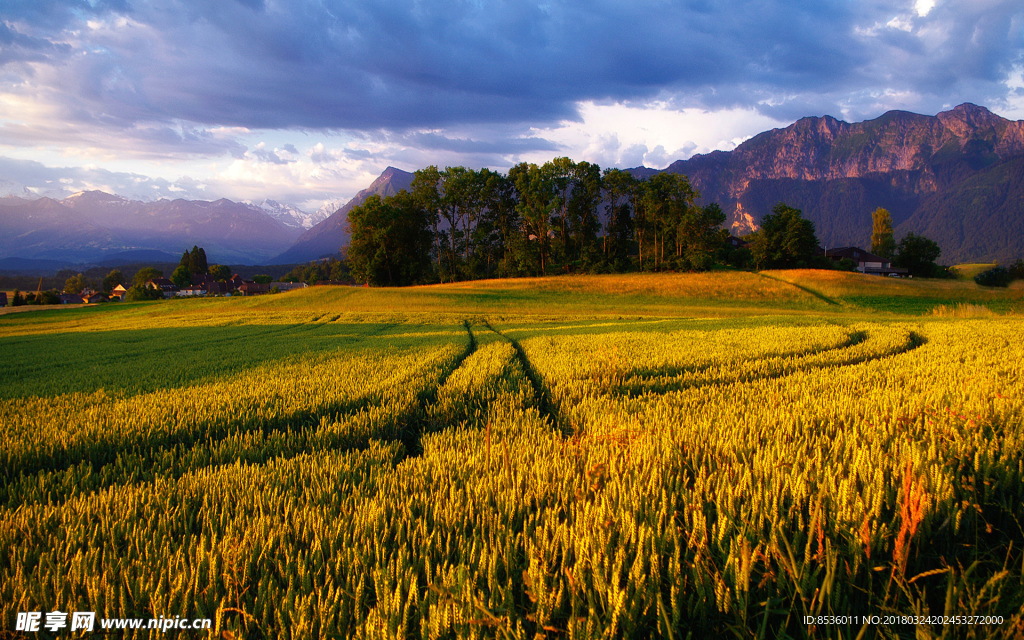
[1,0,1022,212]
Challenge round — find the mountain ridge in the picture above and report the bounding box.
[660,103,1024,262]
[0,192,303,264]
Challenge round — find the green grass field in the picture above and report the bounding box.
[2,271,1023,639]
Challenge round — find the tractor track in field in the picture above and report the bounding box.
[482,320,565,434]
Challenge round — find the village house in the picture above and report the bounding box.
[176,285,207,297]
[725,235,749,249]
[59,293,83,304]
[146,278,179,298]
[237,282,271,296]
[83,292,108,304]
[110,284,128,301]
[823,247,908,276]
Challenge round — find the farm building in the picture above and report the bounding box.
[824,247,908,276]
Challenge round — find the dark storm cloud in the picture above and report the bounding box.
[2,0,1022,137]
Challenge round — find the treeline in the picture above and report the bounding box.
[345,159,742,286]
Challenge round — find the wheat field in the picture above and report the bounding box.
[1,274,1022,638]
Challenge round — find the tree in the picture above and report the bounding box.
[36,290,60,305]
[871,207,895,259]
[252,274,273,284]
[209,264,232,281]
[124,285,162,301]
[171,265,193,288]
[347,192,433,286]
[474,169,517,278]
[974,266,1012,287]
[749,203,819,269]
[894,233,942,277]
[187,246,208,274]
[63,273,88,294]
[101,269,124,294]
[508,162,555,276]
[566,160,603,270]
[132,267,163,288]
[680,202,726,271]
[602,168,639,270]
[411,165,444,279]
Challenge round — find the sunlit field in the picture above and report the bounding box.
[2,272,1023,638]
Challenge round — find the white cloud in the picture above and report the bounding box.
[524,101,786,169]
[916,0,937,17]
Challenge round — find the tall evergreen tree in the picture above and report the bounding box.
[188,246,208,274]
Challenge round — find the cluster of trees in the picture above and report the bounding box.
[170,246,231,288]
[346,158,731,286]
[7,289,61,306]
[281,259,349,285]
[870,208,947,278]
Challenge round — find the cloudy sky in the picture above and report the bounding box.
[1,0,1022,211]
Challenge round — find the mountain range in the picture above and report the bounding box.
[1,103,1022,268]
[660,103,1024,263]
[0,192,303,265]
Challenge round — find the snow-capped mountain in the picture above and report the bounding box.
[312,200,345,222]
[249,199,330,231]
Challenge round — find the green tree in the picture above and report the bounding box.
[171,265,193,288]
[680,202,727,271]
[602,169,640,270]
[508,162,554,276]
[36,290,61,305]
[252,274,273,284]
[974,266,1012,287]
[641,172,701,270]
[474,169,517,278]
[566,160,603,270]
[132,267,163,288]
[411,165,444,279]
[63,273,88,294]
[124,285,162,301]
[188,246,208,274]
[871,207,896,259]
[749,203,819,269]
[101,269,124,294]
[209,264,231,281]
[347,192,433,286]
[894,233,942,277]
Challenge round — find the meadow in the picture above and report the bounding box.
[1,270,1022,639]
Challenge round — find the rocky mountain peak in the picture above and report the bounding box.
[937,102,1006,138]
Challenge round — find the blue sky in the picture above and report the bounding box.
[1,0,1022,210]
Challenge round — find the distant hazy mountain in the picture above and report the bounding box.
[661,103,1024,263]
[0,191,303,264]
[272,167,414,264]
